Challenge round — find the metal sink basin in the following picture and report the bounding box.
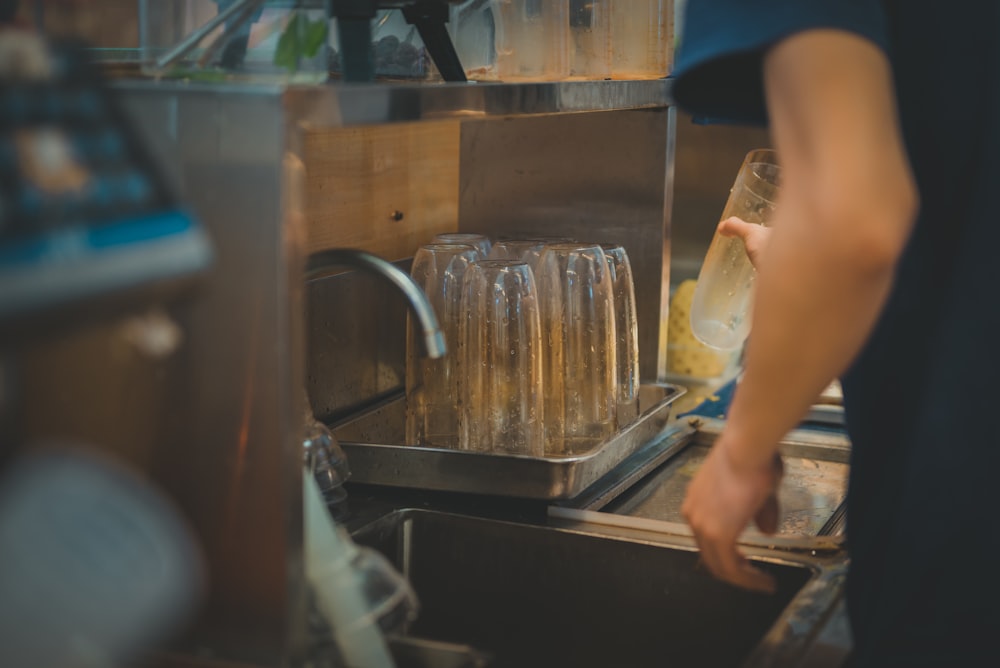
[352,509,847,668]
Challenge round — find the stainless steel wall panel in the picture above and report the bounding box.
[306,264,409,423]
[457,109,675,381]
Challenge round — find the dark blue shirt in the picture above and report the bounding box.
[673,2,1000,665]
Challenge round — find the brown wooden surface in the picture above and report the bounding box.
[19,1,140,48]
[19,319,169,473]
[304,121,461,261]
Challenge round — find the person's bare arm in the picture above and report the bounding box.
[683,29,918,591]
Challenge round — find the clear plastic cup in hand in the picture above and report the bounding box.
[690,149,781,350]
[458,260,544,456]
[433,233,492,259]
[601,244,640,426]
[406,243,481,448]
[536,243,617,455]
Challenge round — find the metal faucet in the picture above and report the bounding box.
[306,248,446,359]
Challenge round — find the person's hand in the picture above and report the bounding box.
[681,437,784,593]
[718,217,771,269]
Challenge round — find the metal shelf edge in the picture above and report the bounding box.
[115,78,674,127]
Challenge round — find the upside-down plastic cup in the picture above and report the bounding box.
[535,243,617,455]
[406,243,480,447]
[601,244,640,426]
[458,260,544,456]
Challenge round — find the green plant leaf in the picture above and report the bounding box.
[274,12,306,71]
[302,16,329,59]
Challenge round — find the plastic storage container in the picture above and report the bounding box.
[610,0,673,79]
[448,0,499,80]
[329,9,437,80]
[569,0,611,80]
[450,0,569,81]
[139,0,329,83]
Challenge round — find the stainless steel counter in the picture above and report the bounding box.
[340,443,851,667]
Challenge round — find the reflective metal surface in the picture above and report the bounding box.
[287,79,672,127]
[554,424,696,511]
[352,508,845,668]
[306,259,410,423]
[692,416,852,463]
[602,430,850,540]
[117,86,307,664]
[115,79,672,128]
[307,248,446,358]
[333,384,683,499]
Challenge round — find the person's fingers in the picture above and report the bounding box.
[683,445,782,594]
[733,560,777,594]
[755,492,780,535]
[755,455,784,534]
[688,520,777,594]
[773,452,785,479]
[717,216,756,239]
[718,216,770,268]
[701,536,777,594]
[683,498,727,583]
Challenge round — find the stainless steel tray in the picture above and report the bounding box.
[601,429,850,538]
[332,384,684,500]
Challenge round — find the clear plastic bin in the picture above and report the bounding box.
[610,0,673,79]
[449,0,569,82]
[448,0,499,80]
[329,9,438,81]
[569,0,611,80]
[139,0,329,83]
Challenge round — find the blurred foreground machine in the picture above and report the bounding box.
[0,27,210,668]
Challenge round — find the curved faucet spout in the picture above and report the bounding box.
[306,248,446,359]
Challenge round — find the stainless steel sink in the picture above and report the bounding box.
[352,509,847,668]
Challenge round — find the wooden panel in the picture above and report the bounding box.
[19,320,170,473]
[19,1,140,47]
[304,121,461,261]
